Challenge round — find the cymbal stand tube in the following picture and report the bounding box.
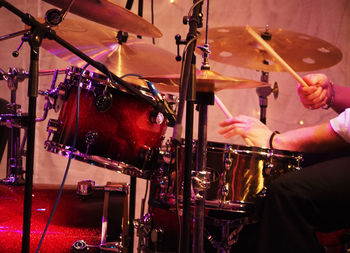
[256,71,270,124]
[172,1,203,252]
[193,90,214,253]
[194,103,208,253]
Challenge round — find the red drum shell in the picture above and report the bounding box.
[53,82,167,168]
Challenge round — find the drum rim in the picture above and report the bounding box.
[64,65,159,101]
[180,139,303,160]
[44,140,153,179]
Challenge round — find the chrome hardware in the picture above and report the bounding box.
[71,240,89,252]
[192,170,211,200]
[149,110,165,125]
[94,91,112,112]
[84,131,98,155]
[76,180,95,197]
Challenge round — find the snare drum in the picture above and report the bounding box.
[45,66,167,177]
[158,140,302,212]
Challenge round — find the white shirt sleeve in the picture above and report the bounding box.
[330,108,350,143]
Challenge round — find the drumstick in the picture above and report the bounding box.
[246,25,309,88]
[215,94,254,146]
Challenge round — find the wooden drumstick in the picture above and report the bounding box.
[215,94,254,146]
[246,25,309,88]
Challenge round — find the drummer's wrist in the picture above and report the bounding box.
[322,81,335,110]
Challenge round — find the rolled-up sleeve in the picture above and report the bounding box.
[330,108,350,143]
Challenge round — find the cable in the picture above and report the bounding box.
[35,63,90,253]
[151,0,155,45]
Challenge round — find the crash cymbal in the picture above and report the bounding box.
[198,27,342,72]
[122,75,179,93]
[43,0,162,38]
[38,19,181,77]
[142,69,268,92]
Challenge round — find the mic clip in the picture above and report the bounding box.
[146,81,176,127]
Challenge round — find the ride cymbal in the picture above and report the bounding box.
[38,19,181,78]
[198,27,342,72]
[43,0,162,38]
[142,69,268,92]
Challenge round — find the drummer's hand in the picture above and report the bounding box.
[297,73,332,110]
[218,115,272,147]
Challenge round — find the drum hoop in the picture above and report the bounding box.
[63,66,156,100]
[44,141,153,179]
[202,140,302,161]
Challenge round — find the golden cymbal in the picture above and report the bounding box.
[38,19,181,77]
[198,27,342,72]
[43,0,162,38]
[142,69,269,92]
[122,76,180,93]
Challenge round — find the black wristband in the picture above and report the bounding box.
[269,131,280,149]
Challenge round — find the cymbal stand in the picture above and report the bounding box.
[256,71,279,124]
[256,26,278,124]
[0,68,29,185]
[173,1,204,252]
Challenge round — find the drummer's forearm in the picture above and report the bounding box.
[272,122,348,153]
[330,84,350,114]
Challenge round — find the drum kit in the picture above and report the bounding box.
[0,0,343,252]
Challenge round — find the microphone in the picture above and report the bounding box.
[146,81,176,127]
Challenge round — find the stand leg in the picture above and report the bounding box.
[128,176,136,253]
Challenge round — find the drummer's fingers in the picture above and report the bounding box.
[303,73,327,86]
[223,125,248,139]
[307,89,328,109]
[218,125,235,135]
[219,117,242,127]
[298,85,317,96]
[309,87,327,103]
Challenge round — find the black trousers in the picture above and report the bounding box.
[255,155,350,253]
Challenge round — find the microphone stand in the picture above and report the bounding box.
[0,2,167,253]
[172,1,203,252]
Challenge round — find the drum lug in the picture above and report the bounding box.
[257,186,267,198]
[149,110,165,125]
[94,91,113,112]
[46,118,60,140]
[84,131,98,155]
[220,183,230,198]
[263,161,274,176]
[138,145,156,169]
[134,213,152,250]
[224,145,233,170]
[192,170,211,200]
[40,82,67,113]
[151,228,165,245]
